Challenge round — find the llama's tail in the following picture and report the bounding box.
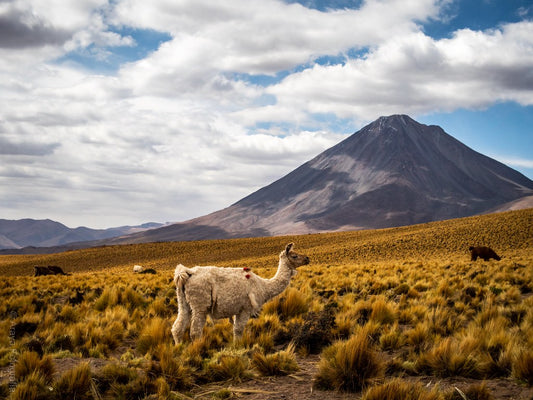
[174,264,192,288]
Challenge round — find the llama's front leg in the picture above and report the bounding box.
[171,307,191,344]
[190,310,207,341]
[233,312,251,342]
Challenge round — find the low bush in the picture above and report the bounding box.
[291,305,337,354]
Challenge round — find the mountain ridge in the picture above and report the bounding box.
[0,219,165,250]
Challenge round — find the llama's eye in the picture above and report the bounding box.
[291,255,297,259]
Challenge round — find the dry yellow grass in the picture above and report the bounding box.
[0,208,531,399]
[1,208,531,277]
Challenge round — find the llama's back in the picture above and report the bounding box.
[181,266,262,318]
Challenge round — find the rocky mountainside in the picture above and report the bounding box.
[104,114,533,244]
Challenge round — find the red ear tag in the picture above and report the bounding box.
[245,274,251,279]
[243,267,250,271]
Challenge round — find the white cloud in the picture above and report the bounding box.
[262,20,533,122]
[495,157,533,170]
[0,0,531,228]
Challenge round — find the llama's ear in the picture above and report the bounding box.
[285,243,294,255]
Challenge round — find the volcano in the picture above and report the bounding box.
[104,114,532,244]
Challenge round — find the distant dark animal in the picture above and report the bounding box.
[469,246,501,261]
[34,266,53,276]
[139,268,157,274]
[47,266,68,275]
[34,265,68,276]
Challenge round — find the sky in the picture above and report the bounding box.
[1,0,532,229]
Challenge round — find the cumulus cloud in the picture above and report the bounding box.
[111,0,445,75]
[0,137,59,155]
[263,21,533,122]
[0,0,531,228]
[0,10,70,48]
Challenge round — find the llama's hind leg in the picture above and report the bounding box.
[190,310,207,341]
[233,312,250,342]
[171,306,191,344]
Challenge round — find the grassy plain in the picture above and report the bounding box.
[0,208,532,399]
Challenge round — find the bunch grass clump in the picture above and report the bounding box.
[10,371,53,400]
[416,337,480,378]
[512,348,533,385]
[53,362,93,400]
[136,317,171,354]
[204,348,254,383]
[314,328,384,392]
[14,351,54,384]
[252,344,299,376]
[361,378,441,400]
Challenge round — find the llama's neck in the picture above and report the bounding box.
[263,257,294,300]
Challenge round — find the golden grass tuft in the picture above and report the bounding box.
[251,344,299,376]
[512,348,533,385]
[417,337,480,378]
[53,362,93,400]
[136,317,171,354]
[205,348,254,383]
[314,329,384,392]
[361,378,441,400]
[149,344,194,391]
[14,351,55,384]
[10,371,53,400]
[263,287,309,320]
[369,296,397,325]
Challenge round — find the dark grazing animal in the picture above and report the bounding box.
[34,265,68,276]
[47,266,67,275]
[469,246,501,261]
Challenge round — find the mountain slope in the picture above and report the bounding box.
[107,114,533,244]
[0,219,164,250]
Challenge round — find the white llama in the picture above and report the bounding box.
[171,243,310,343]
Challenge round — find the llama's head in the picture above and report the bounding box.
[281,243,310,273]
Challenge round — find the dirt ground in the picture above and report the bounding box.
[188,355,533,400]
[2,354,532,399]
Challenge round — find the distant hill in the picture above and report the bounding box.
[102,114,533,245]
[0,219,164,250]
